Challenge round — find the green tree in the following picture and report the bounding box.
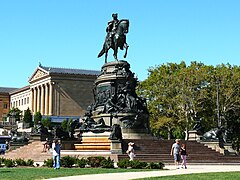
[23,108,33,127]
[7,107,22,121]
[61,119,68,131]
[139,62,184,139]
[138,61,240,140]
[34,112,42,125]
[175,62,215,136]
[41,117,52,129]
[211,64,240,140]
[61,119,73,132]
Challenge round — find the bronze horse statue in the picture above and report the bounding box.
[98,19,129,63]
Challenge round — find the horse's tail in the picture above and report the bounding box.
[97,48,105,58]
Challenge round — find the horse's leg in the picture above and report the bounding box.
[114,47,118,61]
[105,48,108,63]
[113,41,118,61]
[123,43,129,58]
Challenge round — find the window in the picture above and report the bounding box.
[24,98,26,105]
[3,103,8,109]
[27,97,29,104]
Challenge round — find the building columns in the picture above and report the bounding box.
[30,81,53,116]
[49,83,53,115]
[41,85,45,115]
[45,84,49,115]
[37,86,41,112]
[33,87,37,113]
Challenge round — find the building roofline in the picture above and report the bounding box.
[0,87,18,94]
[9,85,30,95]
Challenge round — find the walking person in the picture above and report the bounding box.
[170,139,181,169]
[42,138,48,152]
[180,143,187,169]
[52,139,61,169]
[127,142,135,161]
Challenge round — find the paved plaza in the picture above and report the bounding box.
[47,165,240,180]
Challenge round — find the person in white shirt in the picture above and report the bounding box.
[127,142,135,161]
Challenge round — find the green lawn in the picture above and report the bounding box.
[138,171,240,180]
[1,168,240,180]
[0,167,155,180]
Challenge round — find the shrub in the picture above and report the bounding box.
[26,159,34,166]
[0,157,4,167]
[130,160,148,169]
[15,158,27,166]
[158,161,165,169]
[61,156,77,168]
[147,162,165,169]
[100,157,114,168]
[76,158,88,168]
[87,156,106,168]
[4,158,15,167]
[43,158,53,167]
[117,158,131,168]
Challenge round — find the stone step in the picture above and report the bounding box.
[3,140,52,162]
[118,139,240,164]
[74,144,111,150]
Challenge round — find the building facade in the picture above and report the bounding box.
[1,65,100,121]
[0,87,18,121]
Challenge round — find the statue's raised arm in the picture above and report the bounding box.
[98,13,129,63]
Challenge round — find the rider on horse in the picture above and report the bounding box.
[106,13,119,48]
[98,13,129,63]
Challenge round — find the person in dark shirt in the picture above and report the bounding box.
[180,143,187,169]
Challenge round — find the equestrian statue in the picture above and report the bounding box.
[98,13,129,63]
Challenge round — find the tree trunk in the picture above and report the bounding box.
[167,126,171,140]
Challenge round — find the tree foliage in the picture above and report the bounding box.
[61,119,68,131]
[34,112,42,125]
[138,61,240,141]
[23,108,33,127]
[41,116,52,129]
[7,107,22,121]
[61,119,73,132]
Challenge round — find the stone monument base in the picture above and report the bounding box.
[92,113,136,127]
[74,131,122,154]
[188,130,202,141]
[121,128,152,139]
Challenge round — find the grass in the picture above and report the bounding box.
[138,171,240,180]
[0,167,157,180]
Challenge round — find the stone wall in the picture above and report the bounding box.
[52,75,96,117]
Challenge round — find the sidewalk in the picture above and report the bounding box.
[47,165,240,180]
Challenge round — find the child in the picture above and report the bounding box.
[180,143,187,169]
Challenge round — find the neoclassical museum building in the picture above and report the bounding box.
[0,64,100,122]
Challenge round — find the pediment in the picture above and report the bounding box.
[29,69,48,82]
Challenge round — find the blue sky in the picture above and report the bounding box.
[1,0,240,88]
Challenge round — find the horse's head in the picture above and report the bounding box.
[118,19,129,34]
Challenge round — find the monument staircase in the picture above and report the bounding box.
[3,140,52,162]
[2,138,240,164]
[118,139,240,164]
